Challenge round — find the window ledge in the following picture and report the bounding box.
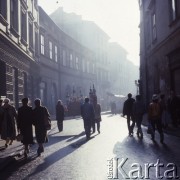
[20,0,28,10]
[10,26,20,38]
[21,38,28,46]
[29,46,34,53]
[0,14,8,26]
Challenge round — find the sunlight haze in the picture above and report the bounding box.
[38,0,140,66]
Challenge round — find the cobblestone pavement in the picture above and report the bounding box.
[0,114,180,180]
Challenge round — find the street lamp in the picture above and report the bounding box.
[135,80,140,95]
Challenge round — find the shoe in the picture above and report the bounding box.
[9,142,13,145]
[45,137,49,143]
[5,144,8,148]
[98,130,100,134]
[37,147,44,156]
[37,148,41,156]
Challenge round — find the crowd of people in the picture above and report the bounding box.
[0,90,179,157]
[122,91,180,143]
[0,98,52,157]
[0,96,102,156]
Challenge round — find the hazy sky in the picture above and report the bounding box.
[38,0,140,66]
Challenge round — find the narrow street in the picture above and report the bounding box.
[0,114,180,180]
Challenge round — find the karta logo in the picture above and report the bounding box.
[107,158,179,179]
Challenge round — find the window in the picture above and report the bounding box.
[70,53,73,68]
[29,20,33,50]
[63,50,66,66]
[169,0,180,21]
[152,13,157,41]
[92,64,95,74]
[55,46,58,62]
[40,35,44,55]
[0,1,7,19]
[49,41,52,59]
[35,31,38,56]
[87,61,89,73]
[75,57,79,70]
[82,59,85,72]
[21,8,27,42]
[10,0,18,31]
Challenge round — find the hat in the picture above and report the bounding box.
[152,94,158,100]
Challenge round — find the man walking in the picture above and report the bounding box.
[123,93,135,136]
[81,97,95,140]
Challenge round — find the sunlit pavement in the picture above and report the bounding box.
[0,114,180,180]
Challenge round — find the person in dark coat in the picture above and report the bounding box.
[1,98,17,147]
[0,99,4,136]
[94,98,102,134]
[81,97,95,140]
[123,93,135,136]
[133,95,145,139]
[17,98,33,157]
[56,100,65,132]
[33,99,50,156]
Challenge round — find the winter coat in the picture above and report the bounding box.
[81,102,95,125]
[94,103,101,122]
[1,105,17,140]
[33,106,50,143]
[17,105,33,144]
[123,98,135,116]
[56,104,64,121]
[148,102,161,120]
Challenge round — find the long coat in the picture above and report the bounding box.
[33,106,50,143]
[17,105,33,144]
[1,105,17,140]
[56,104,64,121]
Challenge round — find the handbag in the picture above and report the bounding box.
[16,134,23,141]
[44,115,51,130]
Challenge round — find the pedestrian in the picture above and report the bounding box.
[56,100,65,132]
[33,99,50,156]
[81,97,95,140]
[133,95,145,139]
[94,98,102,134]
[17,98,33,157]
[122,93,135,136]
[1,98,17,147]
[148,94,164,143]
[0,99,4,136]
[167,91,180,127]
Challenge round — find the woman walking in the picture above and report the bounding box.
[33,99,50,156]
[17,98,33,157]
[56,100,65,132]
[1,98,17,147]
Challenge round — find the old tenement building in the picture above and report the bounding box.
[0,0,39,108]
[39,7,96,113]
[139,0,180,104]
[0,1,96,113]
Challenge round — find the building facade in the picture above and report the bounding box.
[108,42,139,97]
[139,0,180,105]
[39,7,96,113]
[0,0,39,108]
[50,8,110,109]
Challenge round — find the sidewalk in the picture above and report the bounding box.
[142,114,180,137]
[0,120,58,171]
